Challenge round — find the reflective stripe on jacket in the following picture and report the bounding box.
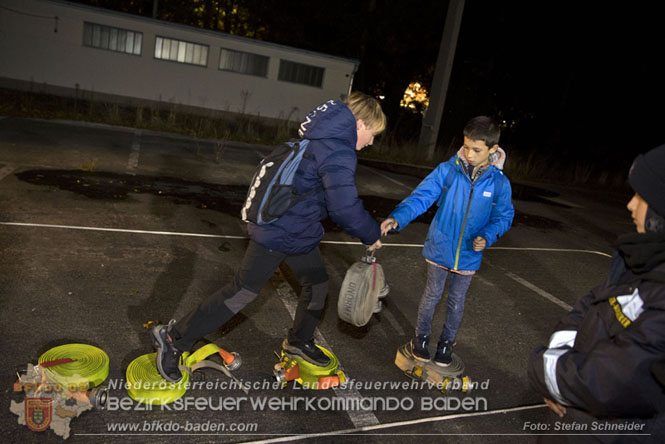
[529,250,665,419]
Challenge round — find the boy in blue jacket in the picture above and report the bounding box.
[152,93,385,382]
[381,116,514,366]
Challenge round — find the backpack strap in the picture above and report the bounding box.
[292,139,322,198]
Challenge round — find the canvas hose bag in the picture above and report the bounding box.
[337,250,389,327]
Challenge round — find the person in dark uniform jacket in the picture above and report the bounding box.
[528,144,665,443]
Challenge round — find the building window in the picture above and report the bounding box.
[219,48,269,77]
[278,60,324,87]
[83,22,142,55]
[154,36,208,67]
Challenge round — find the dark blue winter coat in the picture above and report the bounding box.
[248,100,381,254]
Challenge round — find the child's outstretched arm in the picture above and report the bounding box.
[388,163,450,232]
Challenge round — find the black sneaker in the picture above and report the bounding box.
[433,340,453,367]
[282,338,330,367]
[410,335,430,361]
[152,320,184,383]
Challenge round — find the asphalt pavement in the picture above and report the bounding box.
[0,117,637,443]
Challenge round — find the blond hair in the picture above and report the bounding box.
[344,91,387,134]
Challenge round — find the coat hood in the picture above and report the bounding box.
[298,100,357,148]
[456,146,507,171]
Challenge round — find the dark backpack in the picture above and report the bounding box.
[241,139,318,225]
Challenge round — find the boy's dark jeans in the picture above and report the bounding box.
[172,240,329,351]
[416,262,473,343]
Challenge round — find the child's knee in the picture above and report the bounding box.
[306,281,329,311]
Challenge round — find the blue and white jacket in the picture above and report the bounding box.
[389,148,514,271]
[248,100,381,254]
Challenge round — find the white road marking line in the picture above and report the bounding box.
[240,404,547,443]
[381,308,405,336]
[540,196,584,208]
[0,222,248,239]
[0,222,613,258]
[323,240,426,248]
[488,246,611,258]
[473,275,496,287]
[358,164,412,190]
[127,130,141,174]
[271,277,380,428]
[324,241,612,258]
[0,221,606,313]
[504,271,573,311]
[0,163,16,181]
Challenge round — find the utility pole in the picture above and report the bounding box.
[152,0,158,19]
[418,0,465,161]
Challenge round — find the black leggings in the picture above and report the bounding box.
[172,240,329,351]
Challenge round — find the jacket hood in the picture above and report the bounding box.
[298,100,357,148]
[456,146,507,171]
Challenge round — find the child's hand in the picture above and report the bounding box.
[368,239,382,252]
[381,218,399,236]
[472,236,487,251]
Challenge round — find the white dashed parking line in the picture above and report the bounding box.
[0,163,16,182]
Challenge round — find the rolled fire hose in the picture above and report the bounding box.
[337,251,388,327]
[38,344,110,408]
[274,345,346,389]
[126,342,245,405]
[126,352,190,405]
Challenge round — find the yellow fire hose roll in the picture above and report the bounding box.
[275,345,346,389]
[126,352,190,405]
[38,344,110,391]
[126,343,238,405]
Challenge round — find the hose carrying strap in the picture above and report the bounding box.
[178,343,248,394]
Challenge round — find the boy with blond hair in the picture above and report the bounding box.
[152,92,386,382]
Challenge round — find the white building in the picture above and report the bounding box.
[0,0,358,121]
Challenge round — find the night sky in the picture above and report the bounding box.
[450,2,664,165]
[70,1,665,169]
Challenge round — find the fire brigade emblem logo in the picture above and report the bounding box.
[25,398,52,432]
